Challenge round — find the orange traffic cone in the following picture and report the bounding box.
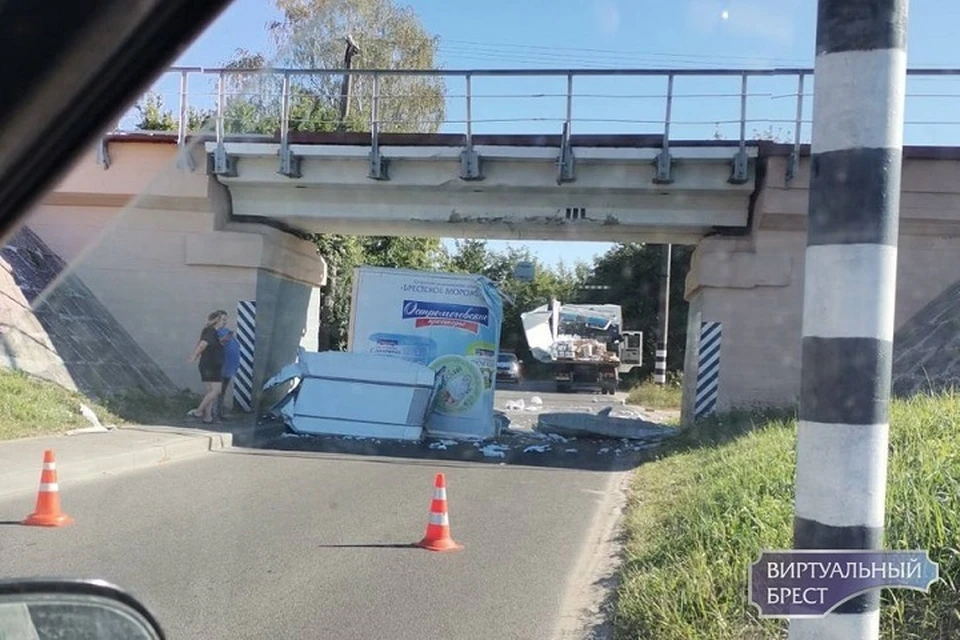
[417,472,463,552]
[23,450,74,527]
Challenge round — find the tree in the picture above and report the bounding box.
[128,0,451,349]
[309,233,448,350]
[134,0,445,136]
[580,243,693,379]
[446,239,490,275]
[267,0,445,133]
[217,49,366,135]
[444,242,587,365]
[134,93,212,132]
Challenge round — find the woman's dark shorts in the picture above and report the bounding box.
[199,365,222,383]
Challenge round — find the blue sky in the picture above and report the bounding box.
[147,0,960,269]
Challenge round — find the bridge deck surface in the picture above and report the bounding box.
[102,132,960,160]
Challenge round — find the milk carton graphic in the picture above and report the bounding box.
[348,267,503,439]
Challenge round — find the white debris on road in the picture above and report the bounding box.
[477,443,510,458]
[474,442,510,458]
[529,396,543,405]
[522,444,551,454]
[505,399,525,411]
[565,448,578,453]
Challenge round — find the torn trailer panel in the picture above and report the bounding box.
[263,348,440,441]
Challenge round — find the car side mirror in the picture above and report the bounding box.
[0,579,165,639]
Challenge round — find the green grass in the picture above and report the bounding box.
[626,379,683,411]
[0,368,203,441]
[614,393,960,640]
[0,368,121,440]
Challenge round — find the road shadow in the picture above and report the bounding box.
[314,543,418,549]
[222,402,791,476]
[241,413,675,473]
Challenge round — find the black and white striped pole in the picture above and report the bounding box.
[790,1,907,638]
[655,243,671,385]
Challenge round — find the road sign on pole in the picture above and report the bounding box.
[513,261,535,282]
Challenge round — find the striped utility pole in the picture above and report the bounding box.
[655,243,671,385]
[790,1,907,639]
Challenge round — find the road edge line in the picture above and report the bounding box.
[551,469,631,640]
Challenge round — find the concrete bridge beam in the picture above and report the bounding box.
[207,140,758,243]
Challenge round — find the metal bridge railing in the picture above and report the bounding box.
[102,67,960,183]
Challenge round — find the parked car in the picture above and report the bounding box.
[496,352,523,383]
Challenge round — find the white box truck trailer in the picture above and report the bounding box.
[347,266,504,439]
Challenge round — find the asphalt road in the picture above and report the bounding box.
[0,445,622,639]
[494,379,679,431]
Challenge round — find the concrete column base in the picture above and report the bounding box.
[681,234,802,425]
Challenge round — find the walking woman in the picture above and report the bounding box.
[187,311,226,423]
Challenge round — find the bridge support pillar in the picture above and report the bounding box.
[680,234,802,425]
[25,147,326,412]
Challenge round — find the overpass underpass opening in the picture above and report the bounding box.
[250,215,697,405]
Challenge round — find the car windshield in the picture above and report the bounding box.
[0,1,955,639]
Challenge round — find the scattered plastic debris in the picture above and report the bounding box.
[79,403,104,429]
[529,396,543,405]
[428,438,459,450]
[505,399,525,411]
[523,444,551,454]
[565,448,578,453]
[478,444,510,458]
[70,404,113,434]
[598,447,610,454]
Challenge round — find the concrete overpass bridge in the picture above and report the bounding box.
[9,66,960,422]
[208,133,755,245]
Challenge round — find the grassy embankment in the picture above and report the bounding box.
[614,391,959,640]
[0,368,200,440]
